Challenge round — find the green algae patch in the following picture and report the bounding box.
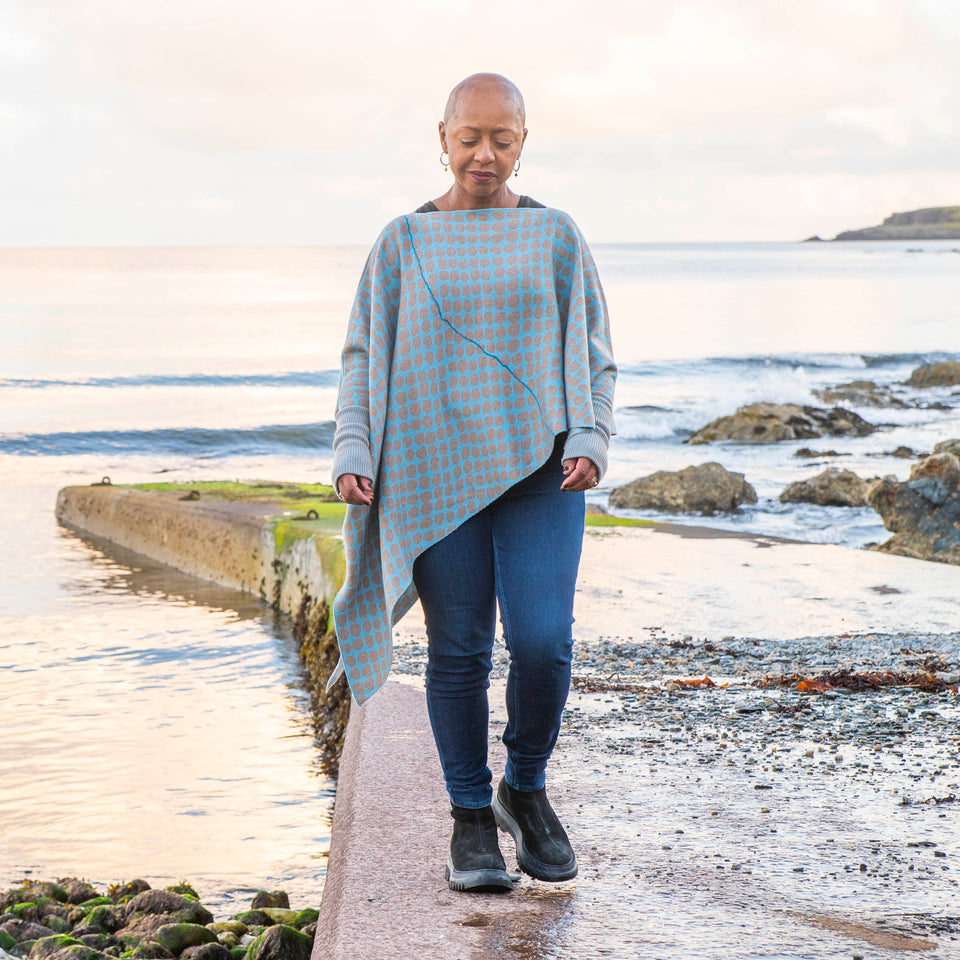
[292,909,318,931]
[271,505,345,555]
[78,898,114,912]
[130,480,338,504]
[164,884,199,901]
[584,514,655,528]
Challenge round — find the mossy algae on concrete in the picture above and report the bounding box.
[293,598,350,778]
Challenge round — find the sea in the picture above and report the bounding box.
[1,238,959,909]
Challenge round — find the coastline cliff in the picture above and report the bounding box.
[830,206,960,241]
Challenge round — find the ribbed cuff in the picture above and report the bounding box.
[563,394,613,479]
[332,405,374,488]
[562,427,609,479]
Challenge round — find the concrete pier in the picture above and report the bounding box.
[55,483,960,958]
[55,481,346,621]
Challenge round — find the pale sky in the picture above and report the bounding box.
[3,0,959,244]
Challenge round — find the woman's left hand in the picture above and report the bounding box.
[561,457,600,492]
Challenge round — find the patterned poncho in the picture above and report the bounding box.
[331,207,616,705]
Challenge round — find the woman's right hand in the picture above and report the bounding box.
[337,474,374,506]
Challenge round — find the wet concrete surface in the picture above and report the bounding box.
[379,527,960,958]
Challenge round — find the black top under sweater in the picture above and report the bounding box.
[414,195,545,213]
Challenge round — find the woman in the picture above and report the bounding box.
[331,73,616,893]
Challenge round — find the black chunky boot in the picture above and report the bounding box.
[445,804,516,892]
[492,778,578,881]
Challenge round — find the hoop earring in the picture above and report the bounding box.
[440,152,449,172]
[513,157,521,177]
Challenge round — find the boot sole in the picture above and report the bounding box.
[491,793,578,882]
[445,858,515,893]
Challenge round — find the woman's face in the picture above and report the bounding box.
[439,84,527,208]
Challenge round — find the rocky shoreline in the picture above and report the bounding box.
[607,360,960,565]
[0,884,316,960]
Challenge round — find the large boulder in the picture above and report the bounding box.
[687,403,877,445]
[779,468,870,507]
[609,463,757,515]
[906,361,960,388]
[813,380,907,408]
[867,453,960,564]
[933,438,960,457]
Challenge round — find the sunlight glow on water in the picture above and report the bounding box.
[0,468,333,913]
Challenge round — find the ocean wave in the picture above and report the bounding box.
[0,421,336,456]
[0,370,341,390]
[617,351,959,379]
[860,351,959,369]
[615,406,698,441]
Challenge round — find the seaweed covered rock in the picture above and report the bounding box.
[121,915,184,942]
[780,468,870,507]
[129,943,173,960]
[73,906,124,936]
[610,462,757,515]
[0,920,56,943]
[230,912,272,929]
[19,888,67,908]
[246,926,311,960]
[28,936,84,960]
[906,361,960,388]
[248,894,288,912]
[105,884,149,906]
[154,924,216,956]
[60,886,98,909]
[290,911,317,933]
[179,944,230,960]
[26,937,111,960]
[204,925,244,940]
[125,894,211,929]
[867,453,960,564]
[688,403,877,445]
[163,889,198,903]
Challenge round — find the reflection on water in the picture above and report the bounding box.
[0,484,333,916]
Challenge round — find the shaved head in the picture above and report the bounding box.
[443,73,526,126]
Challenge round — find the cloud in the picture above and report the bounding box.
[2,0,958,243]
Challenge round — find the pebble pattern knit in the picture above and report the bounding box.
[333,207,616,704]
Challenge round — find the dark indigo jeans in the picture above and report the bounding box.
[412,436,585,808]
